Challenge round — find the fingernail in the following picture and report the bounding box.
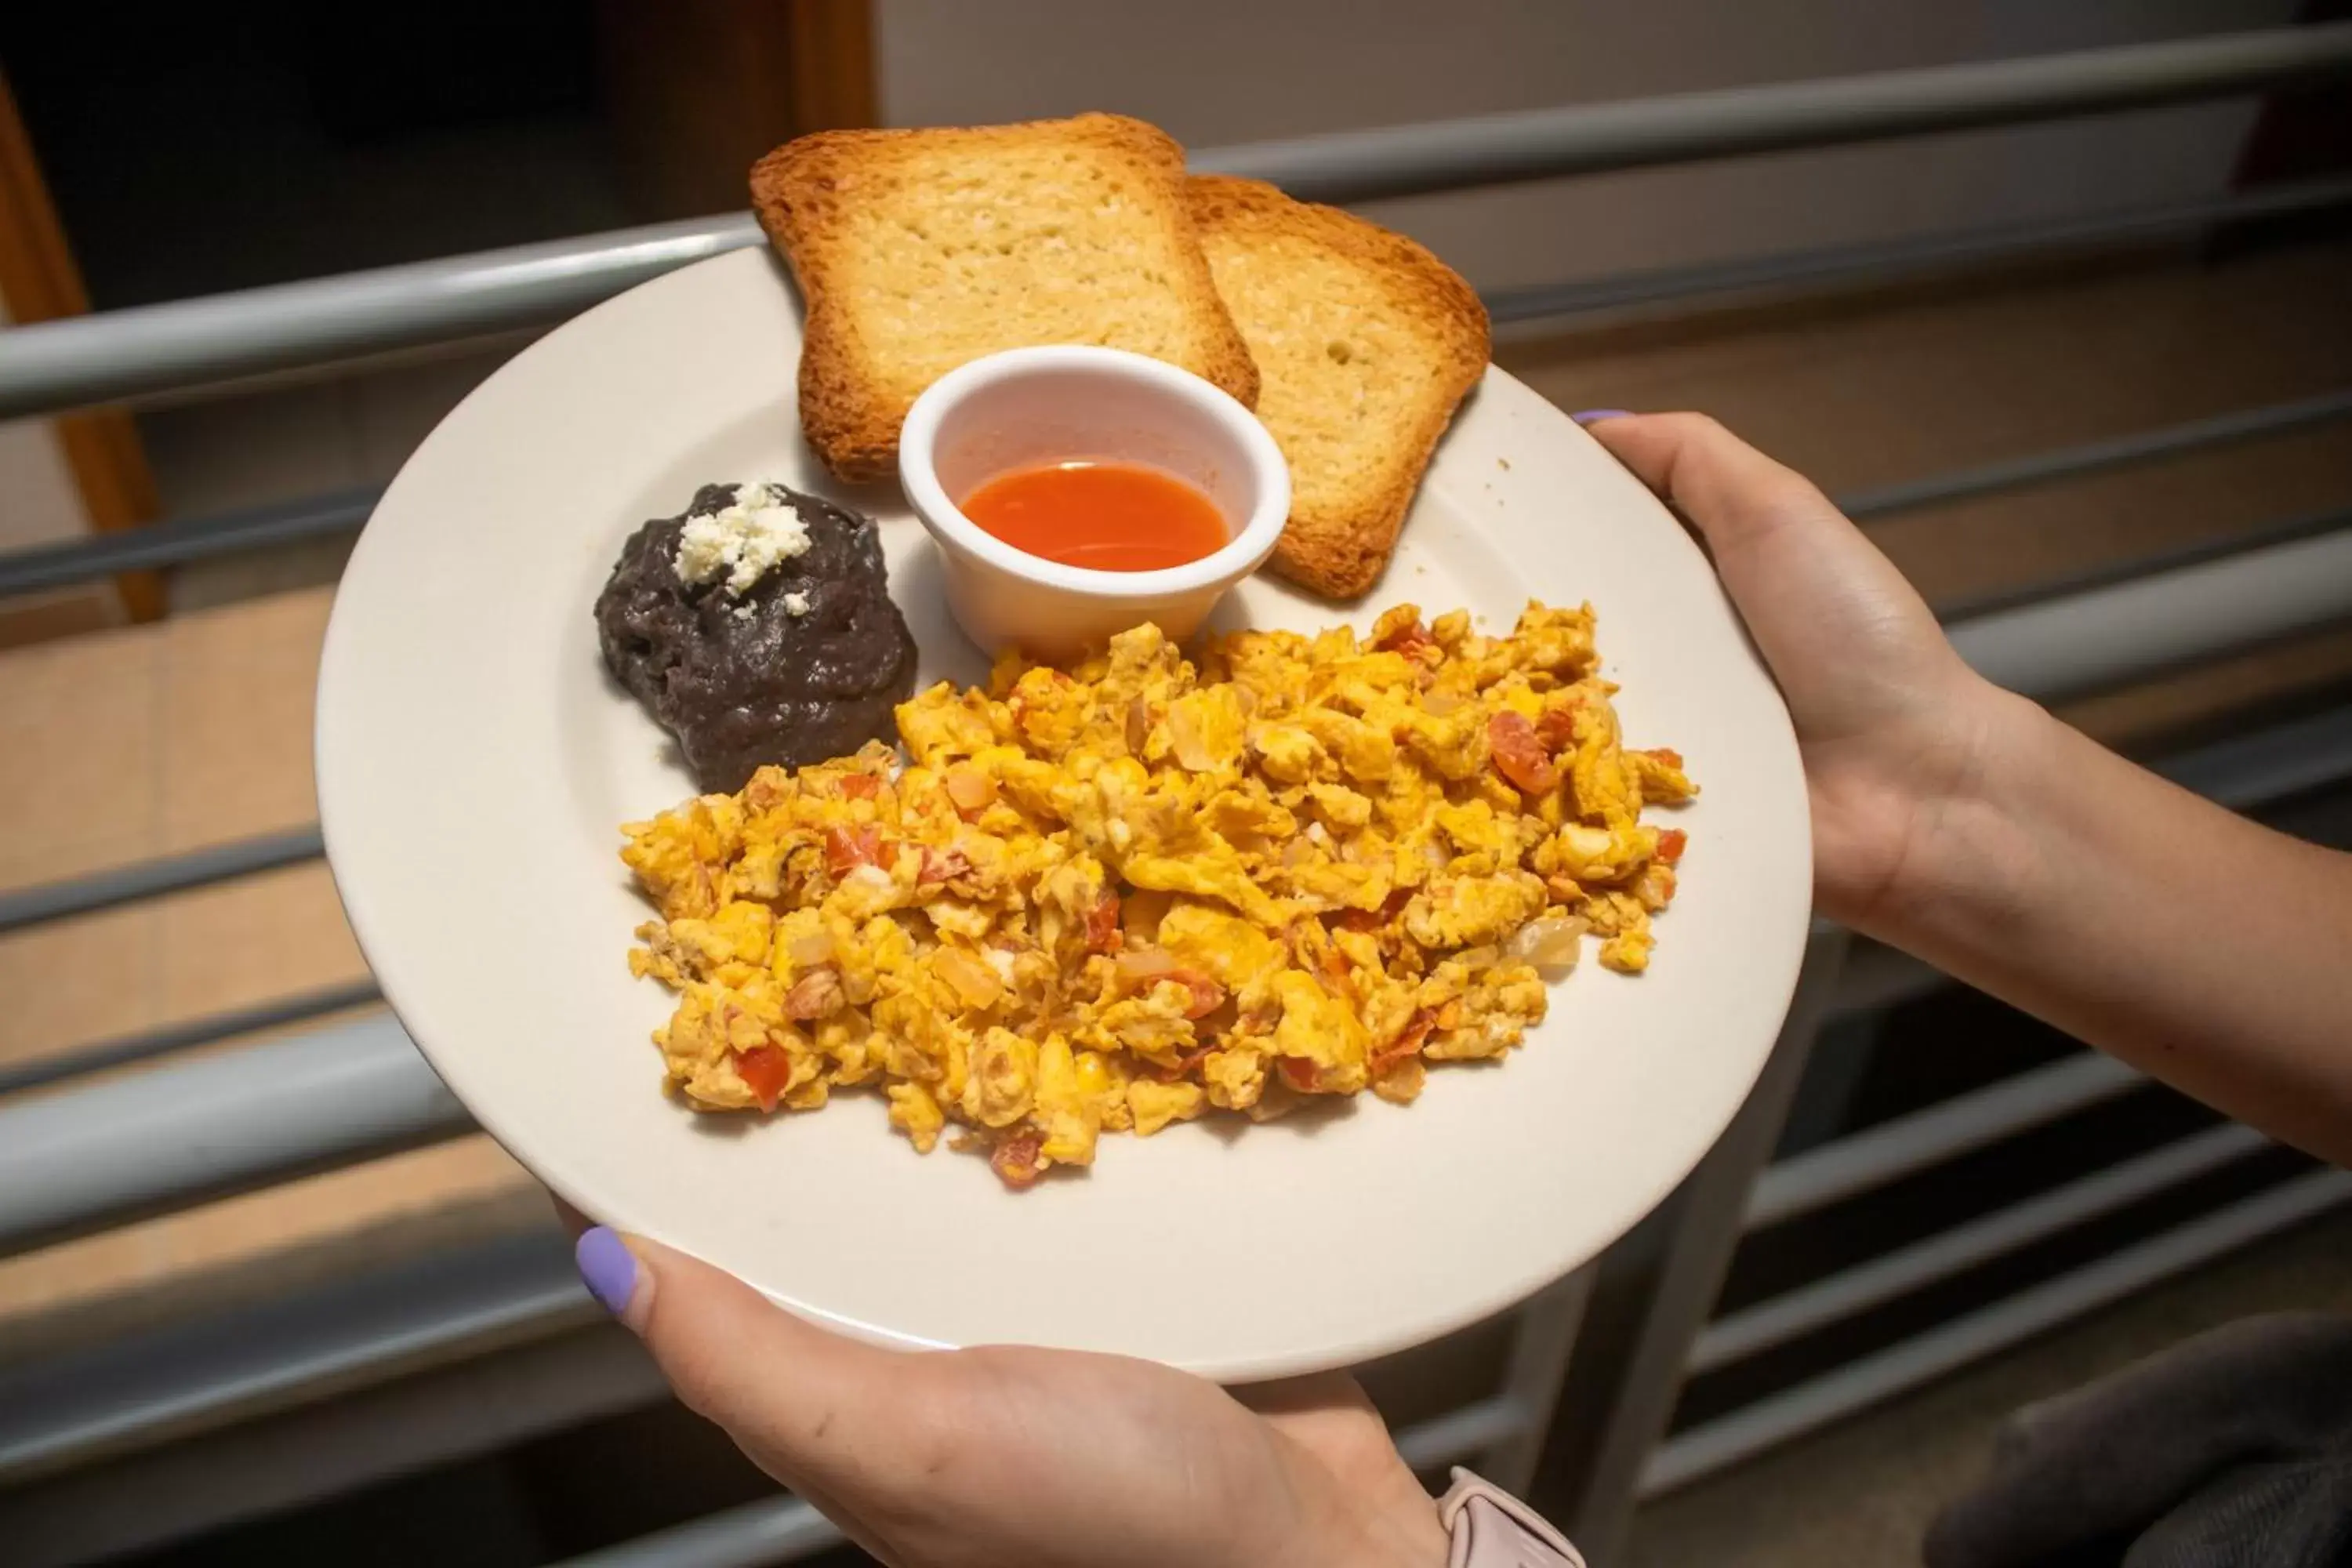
[577,1226,642,1323]
[1571,409,1633,425]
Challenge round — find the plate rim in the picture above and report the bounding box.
[316,246,1814,1380]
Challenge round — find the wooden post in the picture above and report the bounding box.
[597,0,878,223]
[0,67,165,623]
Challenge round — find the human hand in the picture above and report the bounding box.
[574,1227,1446,1568]
[1577,412,2030,932]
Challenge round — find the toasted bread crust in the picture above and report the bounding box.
[753,114,1258,481]
[1188,175,1489,599]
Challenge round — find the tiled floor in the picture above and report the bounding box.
[0,237,2347,1544]
[0,589,367,1068]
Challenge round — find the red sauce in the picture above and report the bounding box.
[960,460,1229,572]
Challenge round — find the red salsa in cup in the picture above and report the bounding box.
[960,461,1229,572]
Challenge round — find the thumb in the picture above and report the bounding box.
[1579,411,1947,666]
[1577,411,1844,557]
[575,1226,924,1496]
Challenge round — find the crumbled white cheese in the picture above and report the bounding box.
[731,603,757,622]
[673,481,811,594]
[782,590,812,618]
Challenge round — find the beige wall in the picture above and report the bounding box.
[873,0,2292,293]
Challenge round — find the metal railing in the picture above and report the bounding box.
[1693,1120,2275,1374]
[0,1018,463,1257]
[5,194,2351,605]
[4,23,2351,1568]
[0,978,383,1098]
[1195,25,2352,202]
[2,409,2346,1103]
[4,533,2346,1254]
[1643,1167,2352,1496]
[5,432,2346,1137]
[1744,1053,2150,1232]
[0,827,325,936]
[1486,173,2352,326]
[1838,387,2352,522]
[2,25,2347,422]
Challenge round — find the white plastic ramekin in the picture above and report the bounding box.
[897,346,1290,660]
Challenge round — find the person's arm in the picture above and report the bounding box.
[1899,706,2352,1163]
[1584,412,2352,1165]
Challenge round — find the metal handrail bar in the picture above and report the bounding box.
[0,979,383,1098]
[1196,26,2352,205]
[2,27,2347,420]
[1395,1394,1535,1472]
[0,215,763,422]
[1947,526,2352,706]
[1487,173,2352,326]
[1843,389,2352,522]
[0,485,383,600]
[1644,1167,2352,1496]
[6,359,2348,602]
[0,1326,670,1566]
[2160,702,2352,804]
[1694,1121,2268,1371]
[0,1016,463,1256]
[1744,1053,2146,1230]
[1933,504,2352,624]
[0,828,325,937]
[0,1227,590,1482]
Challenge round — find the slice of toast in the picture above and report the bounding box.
[752,114,1259,481]
[1187,175,1489,599]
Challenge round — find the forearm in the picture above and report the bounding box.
[1870,687,2352,1166]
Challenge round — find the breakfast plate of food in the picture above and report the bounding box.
[316,113,1811,1379]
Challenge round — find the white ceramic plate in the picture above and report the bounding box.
[318,246,1811,1381]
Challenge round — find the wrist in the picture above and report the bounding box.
[1863,678,2057,954]
[1338,1491,1448,1568]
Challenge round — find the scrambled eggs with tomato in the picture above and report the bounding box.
[620,602,1693,1188]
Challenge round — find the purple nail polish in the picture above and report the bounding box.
[1570,409,1632,426]
[576,1226,638,1318]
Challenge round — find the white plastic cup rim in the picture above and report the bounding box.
[897,345,1291,602]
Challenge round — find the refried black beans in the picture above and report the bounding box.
[596,482,917,792]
